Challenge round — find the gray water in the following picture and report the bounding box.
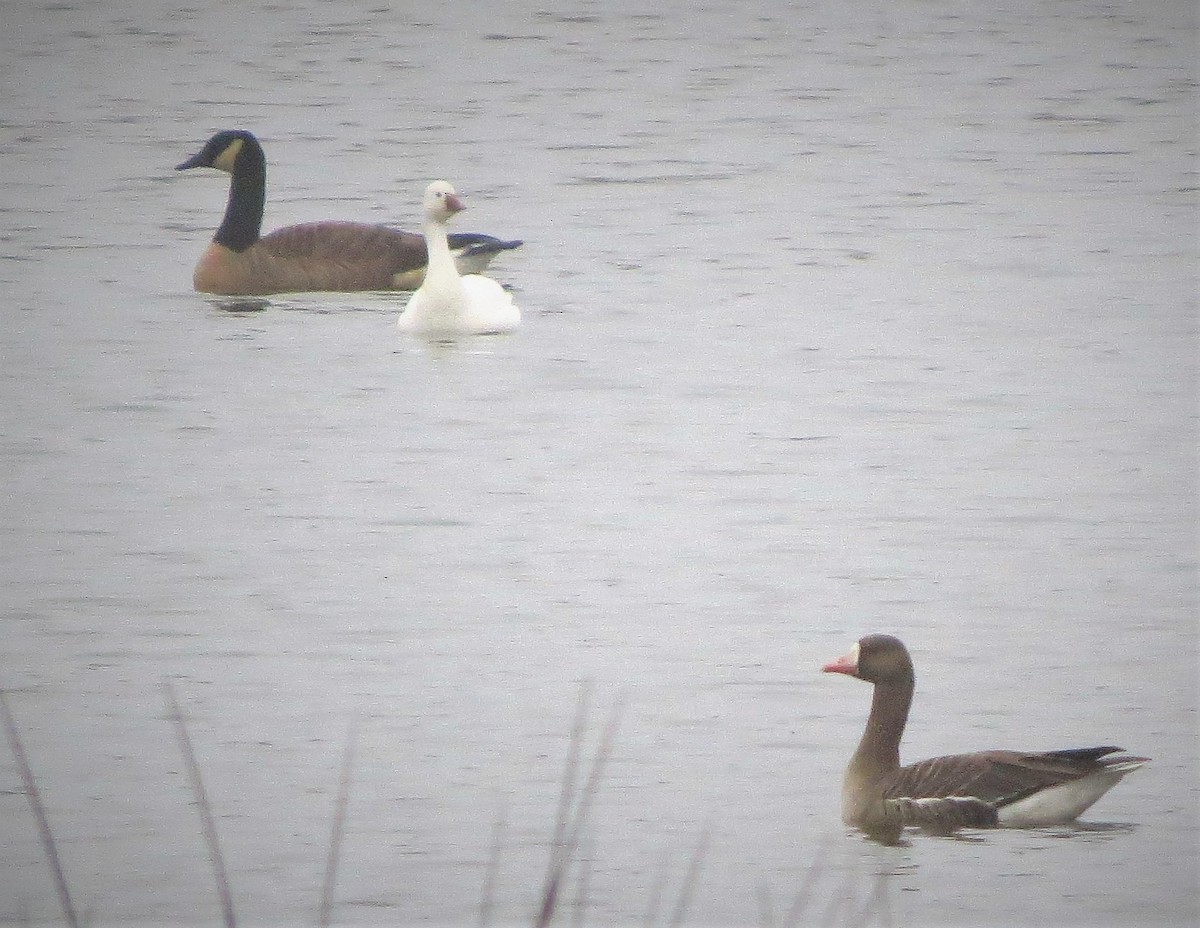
[1,0,1197,925]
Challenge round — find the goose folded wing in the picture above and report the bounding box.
[446,232,523,257]
[885,752,1051,805]
[255,222,428,291]
[259,222,425,266]
[885,747,1132,812]
[883,795,1000,830]
[877,753,1039,830]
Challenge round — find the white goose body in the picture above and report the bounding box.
[397,181,520,336]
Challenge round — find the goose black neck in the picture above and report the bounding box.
[214,141,266,252]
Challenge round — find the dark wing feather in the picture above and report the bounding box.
[1037,746,1125,764]
[887,746,1134,812]
[888,752,1030,805]
[446,232,523,257]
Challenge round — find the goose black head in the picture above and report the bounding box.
[177,130,260,174]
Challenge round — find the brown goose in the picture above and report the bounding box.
[176,130,521,296]
[823,634,1148,841]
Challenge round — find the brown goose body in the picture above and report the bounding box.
[192,222,430,295]
[824,634,1148,842]
[177,130,521,296]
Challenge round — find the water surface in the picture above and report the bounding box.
[1,1,1196,925]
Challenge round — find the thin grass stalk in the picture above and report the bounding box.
[163,680,237,928]
[816,855,858,928]
[756,879,777,928]
[856,869,892,928]
[535,688,625,928]
[780,833,836,928]
[550,693,625,912]
[641,844,673,928]
[666,820,712,928]
[563,691,624,852]
[0,687,79,928]
[534,682,591,928]
[540,681,591,897]
[568,835,593,928]
[478,796,508,928]
[318,719,357,928]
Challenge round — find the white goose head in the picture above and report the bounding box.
[423,180,464,224]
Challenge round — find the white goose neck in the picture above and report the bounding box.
[422,215,463,292]
[423,216,454,269]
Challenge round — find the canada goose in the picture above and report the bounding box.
[823,634,1148,842]
[396,181,520,336]
[175,130,521,296]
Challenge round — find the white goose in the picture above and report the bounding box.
[397,181,521,336]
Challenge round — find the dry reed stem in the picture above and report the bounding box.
[780,832,836,928]
[666,821,713,928]
[318,719,357,928]
[0,686,79,928]
[856,869,892,928]
[535,684,625,928]
[569,835,593,928]
[641,843,673,928]
[478,796,509,928]
[544,682,591,886]
[162,680,237,928]
[756,879,777,928]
